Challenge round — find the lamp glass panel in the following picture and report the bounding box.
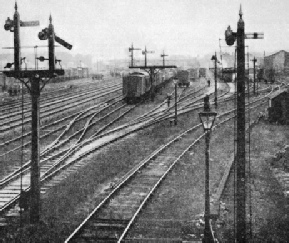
[200,112,216,130]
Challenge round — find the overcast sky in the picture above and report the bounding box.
[0,0,288,62]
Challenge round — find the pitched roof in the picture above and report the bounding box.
[265,50,289,58]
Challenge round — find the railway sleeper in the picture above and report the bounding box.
[0,217,8,227]
[80,219,129,240]
[129,226,183,239]
[124,184,154,191]
[0,190,20,194]
[90,218,128,228]
[103,205,140,215]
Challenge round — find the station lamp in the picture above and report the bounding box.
[199,111,217,131]
[199,95,217,130]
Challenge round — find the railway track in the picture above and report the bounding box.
[0,77,117,114]
[0,100,137,222]
[0,83,122,133]
[0,85,211,224]
[64,86,271,242]
[0,89,125,181]
[0,81,276,239]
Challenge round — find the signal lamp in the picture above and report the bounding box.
[225,26,236,46]
[4,63,14,69]
[4,18,13,31]
[38,28,48,40]
[38,56,46,62]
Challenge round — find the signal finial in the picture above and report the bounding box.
[15,1,18,11]
[239,4,243,19]
[49,14,52,24]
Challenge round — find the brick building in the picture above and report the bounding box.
[268,90,289,124]
[264,50,289,80]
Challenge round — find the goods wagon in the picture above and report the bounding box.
[175,70,190,87]
[257,68,264,82]
[52,67,91,83]
[0,74,22,95]
[199,68,207,78]
[222,68,236,82]
[123,72,150,103]
[187,68,199,81]
[0,72,6,91]
[123,70,175,104]
[154,72,163,86]
[163,70,175,81]
[92,74,104,80]
[264,68,275,83]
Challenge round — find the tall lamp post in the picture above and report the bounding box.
[173,78,178,125]
[199,95,217,243]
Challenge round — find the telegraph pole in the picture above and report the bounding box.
[225,5,263,242]
[251,57,257,94]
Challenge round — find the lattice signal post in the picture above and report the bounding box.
[142,46,154,67]
[225,5,263,242]
[3,6,72,225]
[161,51,168,66]
[128,43,141,67]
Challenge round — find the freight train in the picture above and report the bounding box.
[187,68,199,81]
[199,68,207,78]
[0,72,22,96]
[92,74,104,80]
[174,68,200,87]
[175,70,190,87]
[51,67,90,83]
[123,70,175,103]
[222,68,236,82]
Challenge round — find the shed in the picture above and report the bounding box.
[268,90,289,124]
